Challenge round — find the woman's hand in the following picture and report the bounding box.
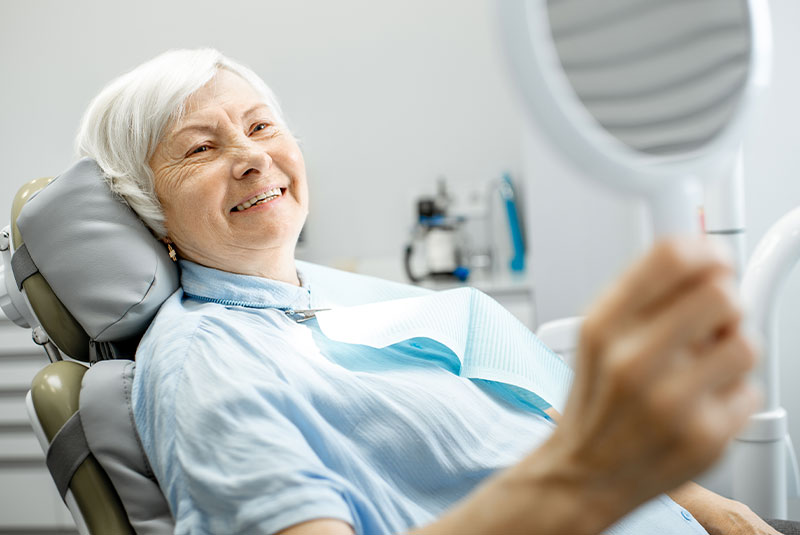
[416,237,761,535]
[670,482,782,535]
[534,237,761,531]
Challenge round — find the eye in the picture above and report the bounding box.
[250,122,272,135]
[189,145,210,156]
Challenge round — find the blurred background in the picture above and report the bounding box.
[2,0,800,530]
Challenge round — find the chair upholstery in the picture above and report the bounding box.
[30,361,133,534]
[80,360,174,533]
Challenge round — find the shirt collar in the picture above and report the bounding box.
[179,260,312,311]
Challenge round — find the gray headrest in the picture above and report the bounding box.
[15,158,179,342]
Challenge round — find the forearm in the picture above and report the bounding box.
[667,481,779,535]
[668,481,711,519]
[410,437,629,535]
[668,480,746,530]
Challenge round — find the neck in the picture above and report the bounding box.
[181,244,301,286]
[247,255,300,285]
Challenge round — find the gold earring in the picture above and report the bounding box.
[167,243,177,262]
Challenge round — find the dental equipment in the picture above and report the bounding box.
[497,0,784,517]
[1,178,64,363]
[736,209,800,518]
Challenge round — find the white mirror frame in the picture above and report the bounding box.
[498,0,772,234]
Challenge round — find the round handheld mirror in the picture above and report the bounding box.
[499,0,770,235]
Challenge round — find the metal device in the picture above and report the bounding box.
[0,226,62,363]
[404,182,470,283]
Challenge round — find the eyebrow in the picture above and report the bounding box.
[170,104,275,145]
[243,103,272,118]
[171,123,217,139]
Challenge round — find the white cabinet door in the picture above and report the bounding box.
[0,320,77,531]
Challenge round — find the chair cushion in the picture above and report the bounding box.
[15,158,179,342]
[80,359,174,534]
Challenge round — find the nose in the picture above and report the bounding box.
[231,137,272,180]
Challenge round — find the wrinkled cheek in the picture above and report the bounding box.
[153,177,179,215]
[154,168,201,227]
[169,205,215,252]
[160,193,204,238]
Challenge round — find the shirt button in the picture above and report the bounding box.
[681,509,693,522]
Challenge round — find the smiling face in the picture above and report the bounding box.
[149,69,308,283]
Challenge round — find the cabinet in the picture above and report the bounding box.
[338,256,538,330]
[0,314,76,533]
[421,270,537,329]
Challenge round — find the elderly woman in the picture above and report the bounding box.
[75,49,785,535]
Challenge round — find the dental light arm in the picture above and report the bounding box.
[732,207,800,518]
[742,207,800,412]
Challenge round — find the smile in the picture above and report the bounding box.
[232,187,284,212]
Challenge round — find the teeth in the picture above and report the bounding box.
[234,188,283,212]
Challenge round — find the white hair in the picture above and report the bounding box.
[75,48,286,238]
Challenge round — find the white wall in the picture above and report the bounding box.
[521,122,650,324]
[0,0,522,265]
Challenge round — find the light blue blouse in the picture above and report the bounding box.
[132,260,708,535]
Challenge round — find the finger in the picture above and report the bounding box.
[694,378,761,450]
[599,281,742,386]
[638,334,755,433]
[639,273,742,355]
[689,332,759,396]
[588,237,733,331]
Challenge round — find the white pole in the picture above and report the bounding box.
[735,206,800,517]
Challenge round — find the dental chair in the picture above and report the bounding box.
[3,157,449,534]
[6,158,572,535]
[1,158,179,534]
[534,317,582,370]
